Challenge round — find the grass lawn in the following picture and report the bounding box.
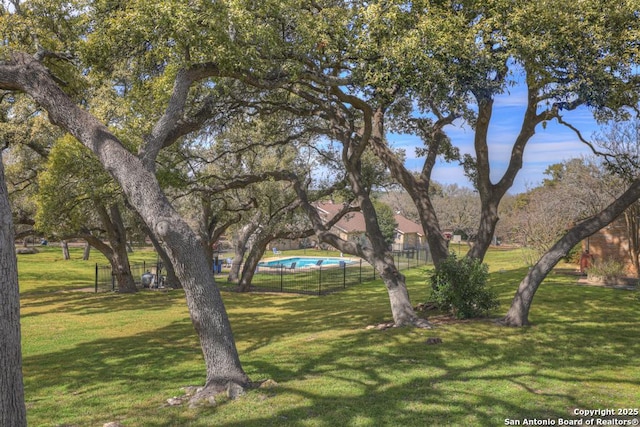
[17,246,640,426]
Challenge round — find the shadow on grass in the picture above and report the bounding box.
[20,289,187,319]
[25,305,639,426]
[23,320,201,390]
[225,324,638,426]
[21,255,640,426]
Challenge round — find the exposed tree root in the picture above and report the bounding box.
[366,317,433,330]
[495,316,528,327]
[411,317,434,329]
[167,379,279,408]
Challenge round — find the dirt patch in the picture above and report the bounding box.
[552,268,584,276]
[553,268,637,290]
[16,247,39,255]
[427,314,496,325]
[577,276,637,290]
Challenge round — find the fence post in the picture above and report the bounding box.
[111,271,115,291]
[318,266,322,295]
[359,259,362,283]
[94,263,98,293]
[280,264,284,292]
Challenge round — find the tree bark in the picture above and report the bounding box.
[414,188,450,267]
[359,112,430,327]
[502,178,640,326]
[146,229,181,288]
[82,240,91,260]
[466,195,500,261]
[0,53,249,392]
[228,216,260,283]
[369,127,450,267]
[132,209,181,288]
[238,235,269,292]
[354,165,429,327]
[61,239,70,260]
[95,203,137,293]
[623,207,640,277]
[0,151,27,427]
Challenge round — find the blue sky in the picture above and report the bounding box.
[390,84,600,194]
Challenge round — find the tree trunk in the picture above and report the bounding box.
[470,94,540,262]
[110,246,137,292]
[61,240,70,260]
[502,179,640,326]
[199,198,216,272]
[148,232,181,288]
[353,112,430,327]
[368,130,450,267]
[230,217,260,283]
[0,151,27,427]
[238,236,269,292]
[466,199,500,261]
[0,54,250,393]
[108,205,137,292]
[375,257,429,326]
[414,194,450,267]
[152,216,251,391]
[82,241,91,260]
[624,207,640,277]
[136,212,181,288]
[358,188,430,328]
[82,239,140,292]
[95,203,137,293]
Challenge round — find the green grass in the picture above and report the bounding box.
[17,246,640,426]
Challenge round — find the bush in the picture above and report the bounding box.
[563,244,582,264]
[429,253,499,319]
[587,259,626,279]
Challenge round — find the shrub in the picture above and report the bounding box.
[429,253,499,319]
[563,244,582,264]
[587,259,626,279]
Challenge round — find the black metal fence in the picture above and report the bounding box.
[217,248,431,295]
[94,248,431,295]
[390,247,432,271]
[217,259,373,295]
[94,260,162,292]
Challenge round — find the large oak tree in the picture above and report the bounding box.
[361,0,640,265]
[36,135,139,292]
[0,1,253,398]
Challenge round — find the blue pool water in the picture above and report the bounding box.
[258,257,354,269]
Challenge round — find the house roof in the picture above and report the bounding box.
[394,214,424,236]
[315,201,425,236]
[315,201,366,234]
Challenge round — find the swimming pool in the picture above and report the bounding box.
[258,257,354,269]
